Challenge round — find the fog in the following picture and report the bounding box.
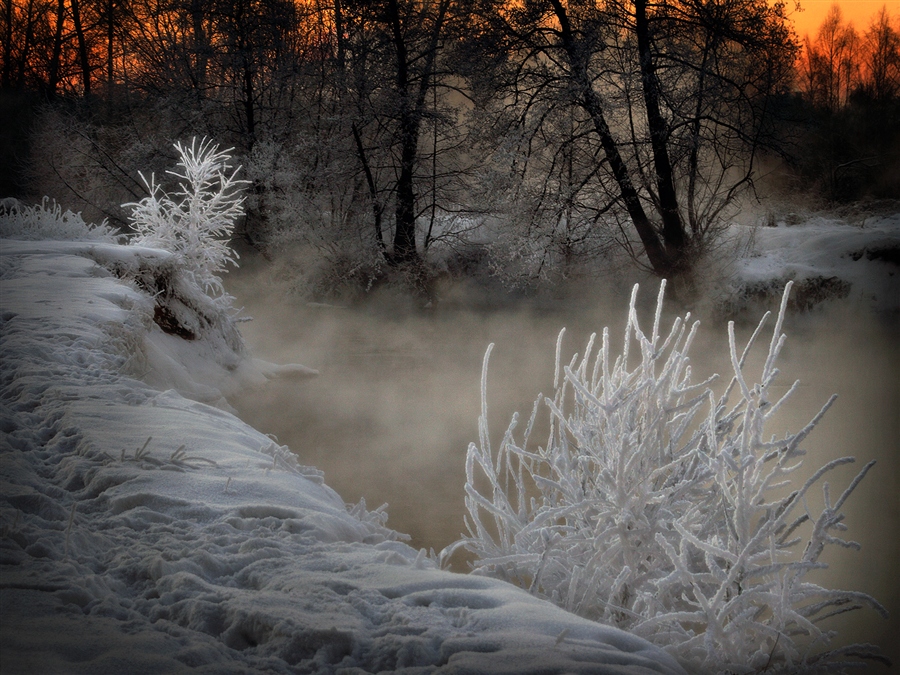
[226,258,898,667]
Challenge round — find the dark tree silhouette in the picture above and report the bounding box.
[468,0,797,282]
[792,5,900,201]
[335,0,459,268]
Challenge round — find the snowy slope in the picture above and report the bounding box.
[0,239,686,674]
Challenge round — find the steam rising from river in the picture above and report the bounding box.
[227,260,898,667]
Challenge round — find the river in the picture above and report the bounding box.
[226,258,899,666]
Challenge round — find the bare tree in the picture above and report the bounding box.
[799,5,859,112]
[335,0,472,269]
[470,0,797,283]
[793,5,900,201]
[2,0,99,95]
[859,5,900,102]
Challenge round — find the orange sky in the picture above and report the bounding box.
[787,0,898,38]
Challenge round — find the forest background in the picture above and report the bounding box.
[1,0,898,299]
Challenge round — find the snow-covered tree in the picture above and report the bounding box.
[124,137,247,302]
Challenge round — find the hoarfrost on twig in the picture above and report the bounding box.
[444,280,887,674]
[124,137,248,304]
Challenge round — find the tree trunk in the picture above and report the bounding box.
[71,0,91,96]
[634,0,687,268]
[106,0,114,95]
[394,121,419,265]
[582,87,673,277]
[47,0,66,96]
[352,122,388,258]
[243,61,255,140]
[1,0,10,89]
[333,0,345,73]
[548,0,673,277]
[190,0,208,92]
[11,0,38,90]
[386,0,419,265]
[686,38,711,236]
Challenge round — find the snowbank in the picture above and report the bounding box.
[0,239,685,674]
[725,211,900,315]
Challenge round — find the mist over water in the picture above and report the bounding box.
[226,259,899,667]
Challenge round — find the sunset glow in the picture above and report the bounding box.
[788,0,898,38]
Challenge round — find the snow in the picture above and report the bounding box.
[0,238,686,674]
[729,212,900,314]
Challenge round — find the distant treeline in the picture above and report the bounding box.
[1,0,898,289]
[791,5,900,200]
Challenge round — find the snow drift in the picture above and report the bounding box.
[723,210,900,316]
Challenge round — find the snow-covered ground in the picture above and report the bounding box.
[726,210,900,315]
[0,239,687,673]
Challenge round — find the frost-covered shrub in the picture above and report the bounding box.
[445,281,887,673]
[124,138,248,302]
[0,197,120,242]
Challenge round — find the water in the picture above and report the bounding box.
[226,261,899,667]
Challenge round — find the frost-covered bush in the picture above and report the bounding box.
[445,281,887,673]
[0,197,120,242]
[124,138,248,302]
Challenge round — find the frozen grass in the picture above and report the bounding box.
[447,281,888,674]
[0,196,120,242]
